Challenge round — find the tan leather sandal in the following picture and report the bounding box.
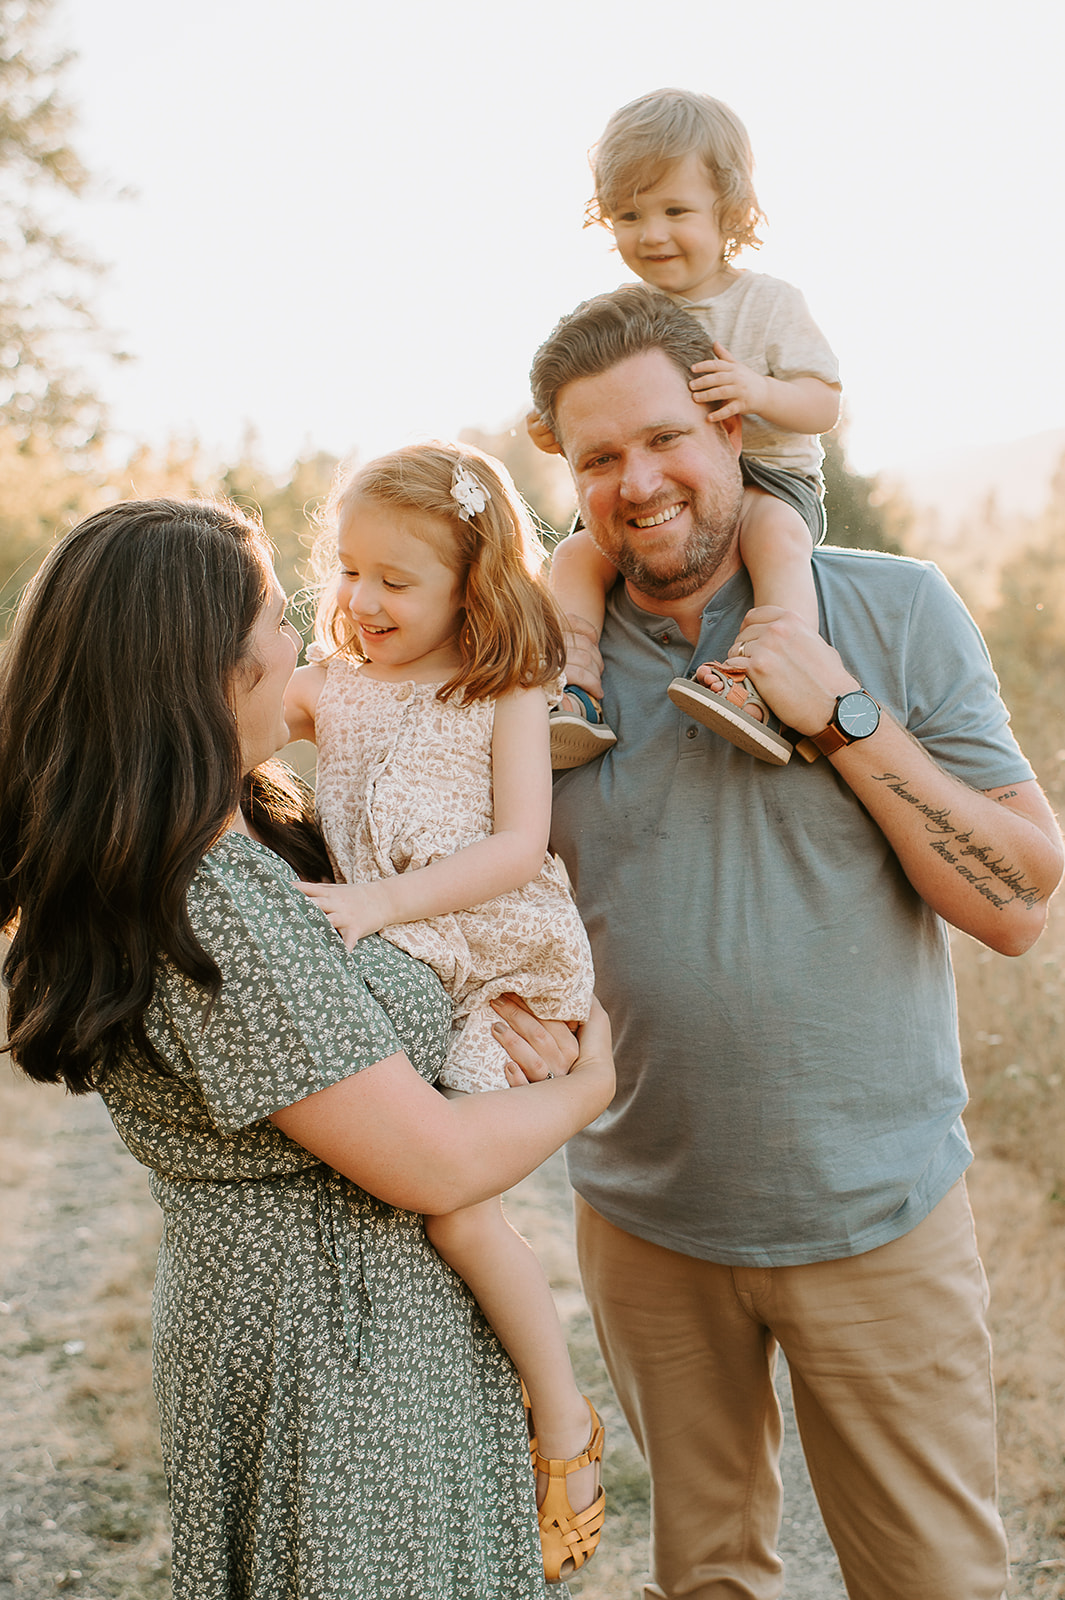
[521,1379,537,1457]
[534,1395,606,1583]
[668,663,793,765]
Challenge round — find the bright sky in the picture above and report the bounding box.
[60,0,1065,479]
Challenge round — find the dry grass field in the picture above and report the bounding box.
[953,902,1065,1595]
[0,1068,170,1598]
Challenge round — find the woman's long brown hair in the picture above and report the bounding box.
[0,498,329,1093]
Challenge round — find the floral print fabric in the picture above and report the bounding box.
[314,658,595,1092]
[98,832,558,1599]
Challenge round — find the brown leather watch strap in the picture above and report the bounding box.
[809,721,851,757]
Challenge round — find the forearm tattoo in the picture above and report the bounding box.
[871,772,1043,910]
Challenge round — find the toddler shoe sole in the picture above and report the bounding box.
[551,715,618,771]
[668,676,792,766]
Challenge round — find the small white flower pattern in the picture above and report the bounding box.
[97,832,559,1599]
[314,659,595,1093]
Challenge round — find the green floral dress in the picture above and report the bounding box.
[98,832,559,1600]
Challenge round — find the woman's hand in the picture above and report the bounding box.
[492,993,615,1112]
[491,993,578,1083]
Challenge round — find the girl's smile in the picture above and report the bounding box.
[337,499,466,682]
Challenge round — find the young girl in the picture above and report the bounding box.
[283,441,605,1584]
[534,87,841,768]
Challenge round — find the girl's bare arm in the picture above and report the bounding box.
[283,661,327,746]
[298,686,553,947]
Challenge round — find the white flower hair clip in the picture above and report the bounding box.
[450,463,488,521]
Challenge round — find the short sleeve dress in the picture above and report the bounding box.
[97,831,560,1600]
[313,657,595,1093]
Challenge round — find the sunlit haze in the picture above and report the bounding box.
[62,0,1064,480]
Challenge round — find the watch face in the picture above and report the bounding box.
[837,690,880,739]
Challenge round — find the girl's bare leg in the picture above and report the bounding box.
[425,1196,598,1511]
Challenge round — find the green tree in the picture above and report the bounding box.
[0,428,95,623]
[0,0,109,447]
[822,424,910,553]
[221,440,338,630]
[0,436,230,631]
[0,436,340,638]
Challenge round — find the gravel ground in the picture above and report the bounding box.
[0,1082,850,1599]
[0,1081,169,1599]
[506,1151,847,1600]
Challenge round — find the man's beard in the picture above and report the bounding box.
[588,477,743,602]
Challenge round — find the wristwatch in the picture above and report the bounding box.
[809,689,881,757]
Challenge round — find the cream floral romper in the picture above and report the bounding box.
[314,656,595,1092]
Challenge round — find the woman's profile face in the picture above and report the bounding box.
[232,576,301,773]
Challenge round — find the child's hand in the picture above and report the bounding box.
[298,879,393,951]
[526,409,563,456]
[689,341,770,422]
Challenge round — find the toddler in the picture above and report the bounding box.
[533,87,841,767]
[284,441,604,1583]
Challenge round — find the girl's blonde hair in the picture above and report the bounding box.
[586,88,764,262]
[313,441,566,704]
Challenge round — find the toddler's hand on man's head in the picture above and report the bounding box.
[526,409,563,456]
[688,342,768,423]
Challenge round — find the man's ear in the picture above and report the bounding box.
[707,408,744,458]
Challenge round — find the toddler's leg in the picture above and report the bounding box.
[668,663,794,764]
[666,488,821,764]
[737,486,818,631]
[551,684,616,770]
[549,615,617,769]
[425,1197,603,1532]
[549,529,612,644]
[549,532,618,770]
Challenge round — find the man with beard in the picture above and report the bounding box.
[530,284,1063,1600]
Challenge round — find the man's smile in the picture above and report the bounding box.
[631,502,687,529]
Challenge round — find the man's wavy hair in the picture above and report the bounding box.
[312,440,566,703]
[586,87,765,262]
[529,283,715,444]
[0,497,329,1094]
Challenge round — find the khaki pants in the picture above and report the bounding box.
[575,1182,1008,1600]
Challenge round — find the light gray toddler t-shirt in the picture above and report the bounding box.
[677,270,840,482]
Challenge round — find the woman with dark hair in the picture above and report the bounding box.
[0,498,614,1600]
